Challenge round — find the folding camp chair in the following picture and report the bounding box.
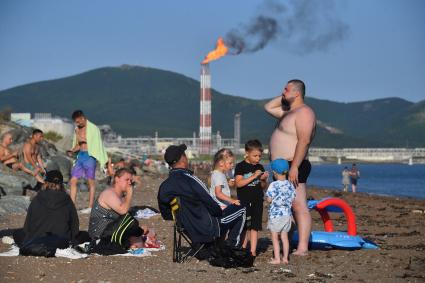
[170,197,204,263]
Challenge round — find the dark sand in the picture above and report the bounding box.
[1,173,424,282]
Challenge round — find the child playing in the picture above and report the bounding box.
[266,159,296,264]
[234,140,269,256]
[210,148,240,208]
[209,148,246,248]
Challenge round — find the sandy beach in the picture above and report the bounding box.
[1,173,424,282]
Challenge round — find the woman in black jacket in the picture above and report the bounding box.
[13,170,88,255]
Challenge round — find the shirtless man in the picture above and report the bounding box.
[264,79,316,256]
[0,132,44,182]
[68,110,108,213]
[22,129,46,183]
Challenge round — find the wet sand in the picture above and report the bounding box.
[1,173,424,282]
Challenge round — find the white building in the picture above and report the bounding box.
[32,113,74,138]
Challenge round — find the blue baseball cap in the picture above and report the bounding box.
[270,159,289,174]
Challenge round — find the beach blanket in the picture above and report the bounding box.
[72,120,108,167]
[134,208,160,219]
[0,237,165,258]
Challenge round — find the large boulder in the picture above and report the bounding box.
[0,164,36,195]
[45,155,73,182]
[0,195,31,215]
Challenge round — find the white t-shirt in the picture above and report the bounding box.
[209,170,231,207]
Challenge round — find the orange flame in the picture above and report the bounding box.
[202,37,228,64]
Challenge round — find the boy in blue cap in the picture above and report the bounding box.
[266,159,296,264]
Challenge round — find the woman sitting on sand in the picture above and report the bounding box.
[88,167,158,254]
[12,170,88,256]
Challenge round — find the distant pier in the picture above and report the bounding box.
[308,148,425,164]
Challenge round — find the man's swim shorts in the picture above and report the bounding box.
[71,151,97,180]
[288,159,311,184]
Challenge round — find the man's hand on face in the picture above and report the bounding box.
[288,166,299,188]
[124,184,133,198]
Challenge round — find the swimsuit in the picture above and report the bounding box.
[288,160,312,183]
[71,151,97,180]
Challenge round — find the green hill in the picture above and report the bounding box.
[0,65,423,147]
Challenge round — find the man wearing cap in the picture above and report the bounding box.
[158,144,246,249]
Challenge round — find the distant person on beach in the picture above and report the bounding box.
[67,110,108,214]
[158,144,246,250]
[266,159,296,265]
[342,167,350,192]
[22,129,46,187]
[234,140,269,257]
[0,132,42,181]
[107,157,142,188]
[209,148,246,248]
[264,79,316,256]
[106,157,126,185]
[88,167,156,253]
[349,164,360,193]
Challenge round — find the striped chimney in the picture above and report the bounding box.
[200,63,212,154]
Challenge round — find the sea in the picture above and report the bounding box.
[306,163,425,200]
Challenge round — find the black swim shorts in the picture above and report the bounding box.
[288,160,311,183]
[238,198,263,231]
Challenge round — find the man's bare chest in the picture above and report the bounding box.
[76,128,87,141]
[278,112,297,134]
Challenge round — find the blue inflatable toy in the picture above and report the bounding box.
[292,197,378,250]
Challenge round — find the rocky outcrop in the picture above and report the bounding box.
[0,121,73,194]
[0,195,31,215]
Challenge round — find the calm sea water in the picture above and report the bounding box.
[305,163,425,199]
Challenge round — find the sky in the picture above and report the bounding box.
[0,0,424,103]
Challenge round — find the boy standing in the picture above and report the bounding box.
[235,140,269,256]
[266,159,296,264]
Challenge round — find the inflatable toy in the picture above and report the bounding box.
[292,197,378,250]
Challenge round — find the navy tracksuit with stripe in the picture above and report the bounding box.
[158,168,245,247]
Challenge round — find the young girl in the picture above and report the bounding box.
[235,140,269,256]
[210,148,239,208]
[209,148,246,249]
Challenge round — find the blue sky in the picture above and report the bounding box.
[0,0,424,103]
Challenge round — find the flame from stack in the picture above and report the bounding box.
[202,37,228,64]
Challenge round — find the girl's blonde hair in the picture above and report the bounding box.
[207,148,234,187]
[213,148,234,169]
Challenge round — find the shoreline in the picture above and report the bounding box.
[309,185,425,201]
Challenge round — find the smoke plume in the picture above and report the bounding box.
[225,0,349,55]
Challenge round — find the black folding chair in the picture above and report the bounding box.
[170,197,204,263]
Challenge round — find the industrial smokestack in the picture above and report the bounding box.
[200,64,212,155]
[234,113,241,153]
